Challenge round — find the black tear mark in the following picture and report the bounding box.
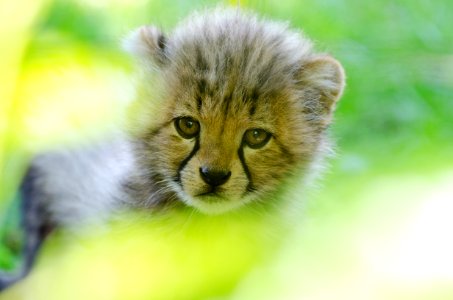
[175,138,200,185]
[238,145,254,193]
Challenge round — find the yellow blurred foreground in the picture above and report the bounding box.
[1,171,452,300]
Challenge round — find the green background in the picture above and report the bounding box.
[0,0,452,299]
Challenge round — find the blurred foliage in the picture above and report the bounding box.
[0,193,24,271]
[0,0,452,299]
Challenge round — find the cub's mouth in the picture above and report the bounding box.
[177,186,249,214]
[194,182,236,202]
[196,186,225,197]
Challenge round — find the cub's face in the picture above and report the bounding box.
[126,9,345,214]
[147,81,308,214]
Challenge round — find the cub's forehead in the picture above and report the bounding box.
[163,9,313,114]
[168,8,312,64]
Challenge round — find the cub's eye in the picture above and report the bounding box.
[175,117,200,139]
[243,128,271,149]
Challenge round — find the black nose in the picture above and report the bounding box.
[199,167,231,187]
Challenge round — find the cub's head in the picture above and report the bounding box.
[125,9,345,214]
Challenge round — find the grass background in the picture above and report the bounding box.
[0,0,452,299]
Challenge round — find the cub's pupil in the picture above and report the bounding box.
[253,130,261,139]
[175,117,199,138]
[250,129,266,143]
[244,128,270,149]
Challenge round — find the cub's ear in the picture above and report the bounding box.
[123,25,168,67]
[299,55,345,125]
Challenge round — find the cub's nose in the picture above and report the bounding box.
[199,167,231,187]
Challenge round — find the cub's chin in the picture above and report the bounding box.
[180,192,251,215]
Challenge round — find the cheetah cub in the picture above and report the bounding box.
[2,7,345,289]
[122,8,345,214]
